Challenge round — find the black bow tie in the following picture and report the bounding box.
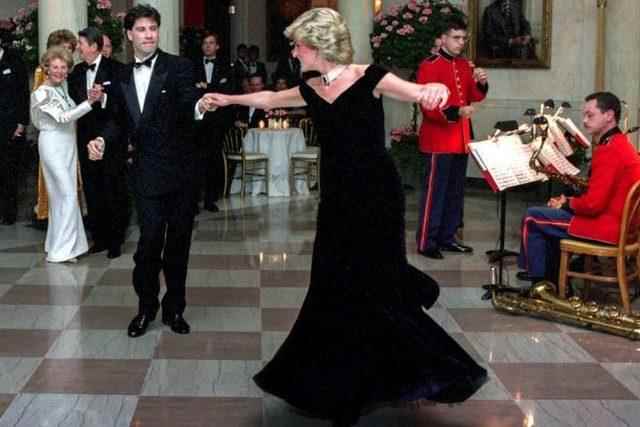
[86,63,97,72]
[204,58,216,64]
[134,53,157,69]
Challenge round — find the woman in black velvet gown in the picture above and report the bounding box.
[207,8,487,426]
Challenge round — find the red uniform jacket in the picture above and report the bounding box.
[568,129,640,244]
[417,49,488,154]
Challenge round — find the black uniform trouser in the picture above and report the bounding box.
[132,186,197,316]
[0,136,19,222]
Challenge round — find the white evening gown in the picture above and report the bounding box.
[31,83,92,262]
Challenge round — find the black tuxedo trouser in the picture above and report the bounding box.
[198,126,225,205]
[133,186,197,316]
[80,158,129,248]
[0,138,19,222]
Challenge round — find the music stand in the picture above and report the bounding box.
[481,120,521,299]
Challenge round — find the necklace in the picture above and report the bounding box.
[321,65,348,86]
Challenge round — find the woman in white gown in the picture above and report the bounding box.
[30,46,102,263]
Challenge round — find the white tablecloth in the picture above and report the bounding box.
[230,128,309,197]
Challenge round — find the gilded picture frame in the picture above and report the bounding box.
[468,0,553,69]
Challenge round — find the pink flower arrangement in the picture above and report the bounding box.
[370,1,466,70]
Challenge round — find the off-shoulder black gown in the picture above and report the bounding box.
[253,65,487,425]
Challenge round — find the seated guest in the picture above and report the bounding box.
[274,52,302,86]
[273,74,290,92]
[234,73,267,128]
[518,92,640,283]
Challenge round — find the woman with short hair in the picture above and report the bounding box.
[208,8,488,426]
[30,47,102,262]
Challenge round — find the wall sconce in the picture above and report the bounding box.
[228,1,236,15]
[373,0,383,15]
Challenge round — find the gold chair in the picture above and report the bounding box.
[290,118,320,194]
[558,180,640,313]
[223,127,269,198]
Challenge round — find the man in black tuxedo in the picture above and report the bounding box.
[247,45,268,83]
[0,36,29,225]
[69,27,128,258]
[194,31,233,213]
[88,5,217,338]
[234,74,268,129]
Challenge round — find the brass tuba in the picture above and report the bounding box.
[492,282,640,340]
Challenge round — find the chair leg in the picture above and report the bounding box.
[583,256,593,300]
[558,250,569,298]
[223,156,229,198]
[241,161,246,198]
[265,160,270,196]
[617,255,631,313]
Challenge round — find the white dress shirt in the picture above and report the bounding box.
[204,57,215,84]
[0,47,4,61]
[86,54,102,90]
[133,52,158,113]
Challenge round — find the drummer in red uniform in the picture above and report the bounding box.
[518,92,640,283]
[416,16,489,259]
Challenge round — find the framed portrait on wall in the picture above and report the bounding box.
[467,0,552,68]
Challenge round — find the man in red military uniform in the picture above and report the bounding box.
[518,92,640,282]
[416,16,489,259]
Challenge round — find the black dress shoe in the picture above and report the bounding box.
[204,203,220,213]
[1,218,15,225]
[418,248,444,259]
[440,242,473,253]
[89,244,107,254]
[127,312,155,338]
[107,246,122,259]
[162,312,191,334]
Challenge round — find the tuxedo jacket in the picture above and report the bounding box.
[234,105,267,129]
[102,50,201,197]
[193,56,234,129]
[0,49,29,142]
[68,56,125,173]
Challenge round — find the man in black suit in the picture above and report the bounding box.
[69,27,128,258]
[234,74,268,129]
[274,53,302,87]
[247,45,268,83]
[194,31,233,213]
[0,35,29,225]
[88,5,217,338]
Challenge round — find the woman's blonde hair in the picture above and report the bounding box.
[41,46,74,72]
[284,8,353,65]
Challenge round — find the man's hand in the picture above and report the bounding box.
[547,194,567,209]
[473,67,488,85]
[459,106,475,118]
[12,124,25,139]
[88,85,104,104]
[87,138,105,161]
[419,83,450,110]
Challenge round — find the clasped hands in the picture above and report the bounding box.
[547,194,567,209]
[88,84,104,104]
[198,93,229,113]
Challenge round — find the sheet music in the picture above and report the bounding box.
[546,115,574,156]
[530,137,581,176]
[556,117,591,148]
[469,135,547,191]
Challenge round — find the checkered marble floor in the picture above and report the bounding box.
[1,189,640,427]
